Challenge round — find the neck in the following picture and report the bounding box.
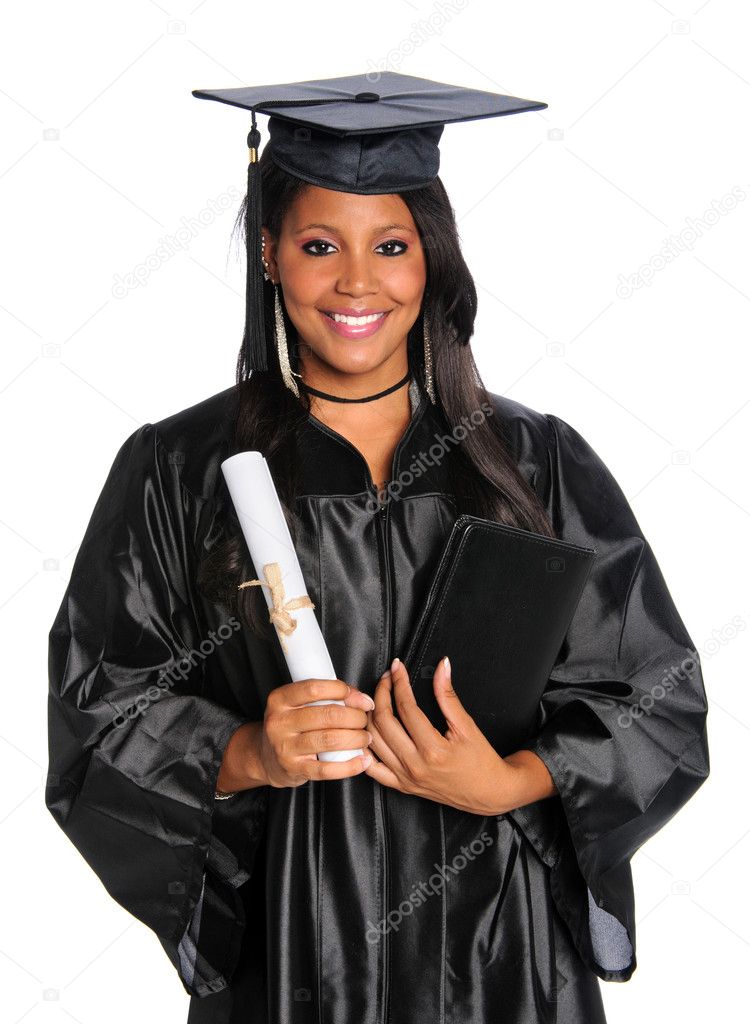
[299,351,412,433]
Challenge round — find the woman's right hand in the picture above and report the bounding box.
[218,679,375,793]
[259,678,375,788]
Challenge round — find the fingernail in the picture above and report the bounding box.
[361,753,373,768]
[391,657,400,672]
[364,695,375,710]
[443,656,451,678]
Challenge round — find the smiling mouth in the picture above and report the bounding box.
[322,310,391,325]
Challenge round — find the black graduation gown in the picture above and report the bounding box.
[46,378,710,1024]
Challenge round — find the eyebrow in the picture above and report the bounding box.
[293,222,415,235]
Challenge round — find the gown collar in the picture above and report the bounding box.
[295,375,455,501]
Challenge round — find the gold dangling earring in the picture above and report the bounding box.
[423,310,437,404]
[273,284,300,398]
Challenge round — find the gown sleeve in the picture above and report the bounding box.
[45,422,268,998]
[509,412,710,982]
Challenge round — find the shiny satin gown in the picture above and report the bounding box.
[46,376,709,1024]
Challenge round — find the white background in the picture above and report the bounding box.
[2,0,747,1020]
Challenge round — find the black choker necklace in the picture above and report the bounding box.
[293,369,411,404]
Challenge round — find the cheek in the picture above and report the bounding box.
[279,249,334,305]
[381,257,427,303]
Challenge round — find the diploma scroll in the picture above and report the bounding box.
[221,451,363,763]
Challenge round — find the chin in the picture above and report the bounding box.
[306,335,398,373]
[324,350,386,376]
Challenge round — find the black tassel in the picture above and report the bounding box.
[241,110,268,374]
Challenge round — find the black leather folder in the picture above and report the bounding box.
[401,514,596,756]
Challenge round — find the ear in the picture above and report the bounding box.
[261,228,279,284]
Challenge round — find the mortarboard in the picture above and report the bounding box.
[191,71,547,376]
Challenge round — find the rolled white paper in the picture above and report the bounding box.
[221,450,363,763]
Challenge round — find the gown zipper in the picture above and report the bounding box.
[371,407,424,1024]
[376,493,394,1024]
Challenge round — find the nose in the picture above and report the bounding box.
[335,248,380,296]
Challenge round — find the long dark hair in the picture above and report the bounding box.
[197,149,556,636]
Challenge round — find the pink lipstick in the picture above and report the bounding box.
[319,308,392,340]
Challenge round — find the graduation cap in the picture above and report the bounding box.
[191,71,547,376]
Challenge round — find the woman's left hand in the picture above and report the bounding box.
[363,656,556,816]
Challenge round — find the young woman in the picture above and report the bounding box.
[46,73,709,1024]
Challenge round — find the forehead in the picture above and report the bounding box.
[282,185,416,233]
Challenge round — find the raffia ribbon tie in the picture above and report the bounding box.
[238,561,315,654]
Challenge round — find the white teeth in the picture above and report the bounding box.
[328,312,386,325]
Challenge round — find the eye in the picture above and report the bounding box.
[301,240,338,257]
[300,238,409,257]
[376,239,408,257]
